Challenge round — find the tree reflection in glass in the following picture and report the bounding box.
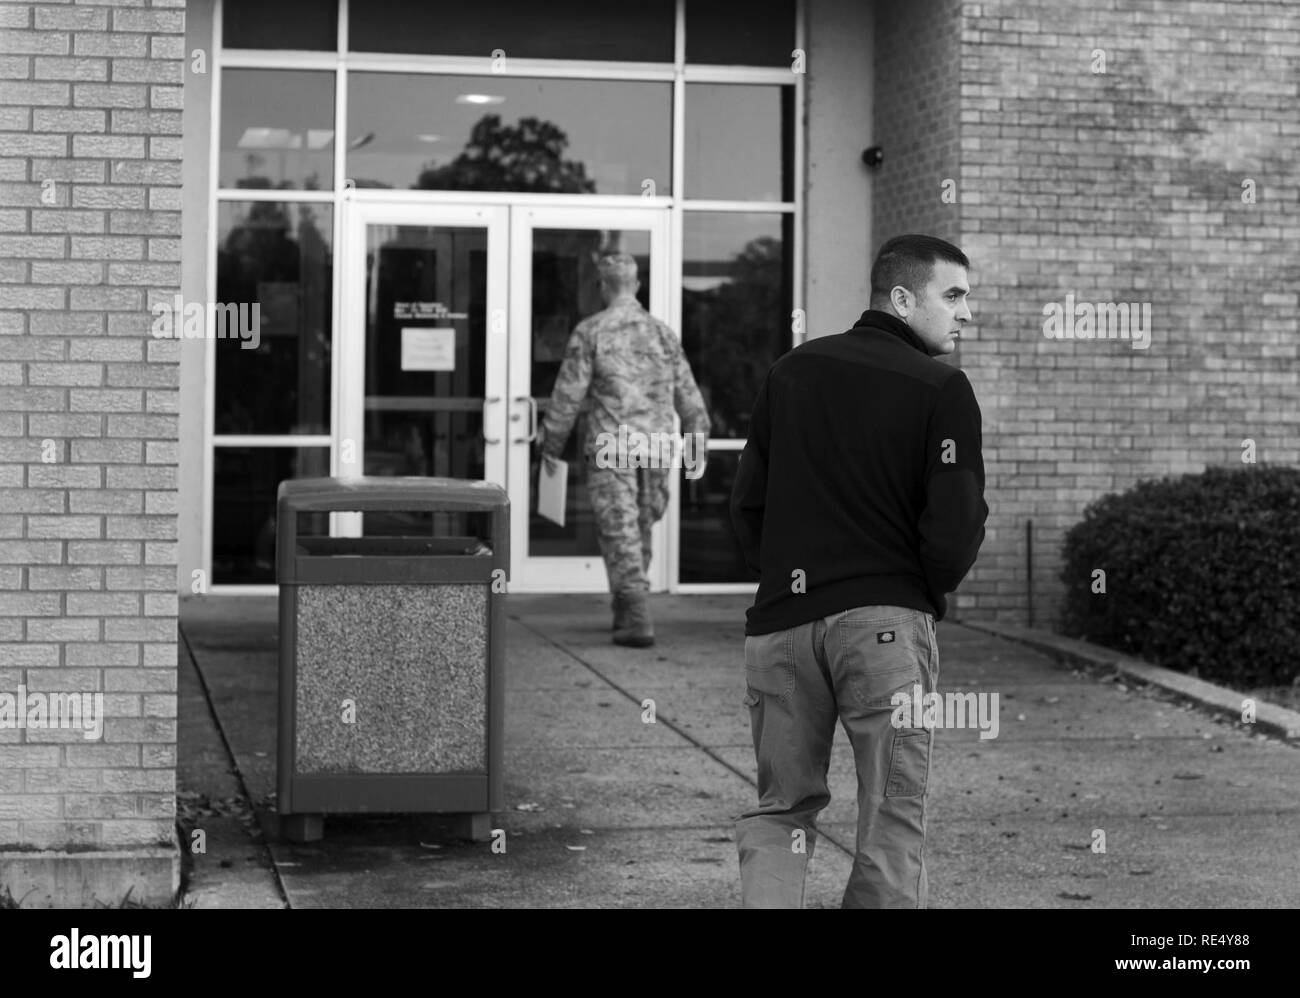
[415,114,597,194]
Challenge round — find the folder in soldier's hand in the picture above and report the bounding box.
[537,454,567,526]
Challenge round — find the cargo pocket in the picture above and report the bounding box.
[885,727,932,797]
[743,630,795,705]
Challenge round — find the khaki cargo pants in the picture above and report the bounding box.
[735,605,939,908]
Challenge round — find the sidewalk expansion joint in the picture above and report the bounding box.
[510,616,858,860]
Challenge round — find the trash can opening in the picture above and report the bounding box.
[295,536,492,558]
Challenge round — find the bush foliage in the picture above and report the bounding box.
[1058,464,1300,687]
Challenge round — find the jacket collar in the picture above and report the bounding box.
[851,309,933,357]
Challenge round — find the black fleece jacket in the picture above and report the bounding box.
[730,309,988,635]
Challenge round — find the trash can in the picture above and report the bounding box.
[275,476,509,843]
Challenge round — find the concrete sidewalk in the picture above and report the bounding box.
[178,594,1300,908]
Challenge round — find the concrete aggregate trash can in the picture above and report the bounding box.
[275,476,509,843]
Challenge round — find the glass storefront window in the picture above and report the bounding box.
[685,84,793,202]
[209,5,803,590]
[347,74,672,195]
[686,0,797,67]
[679,450,750,583]
[212,446,330,585]
[681,212,791,440]
[223,0,337,51]
[214,202,333,436]
[219,70,335,190]
[349,0,675,62]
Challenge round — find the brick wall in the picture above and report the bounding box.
[955,1,1300,625]
[871,0,963,247]
[0,0,182,904]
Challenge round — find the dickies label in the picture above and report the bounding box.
[877,630,895,644]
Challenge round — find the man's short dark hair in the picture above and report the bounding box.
[869,235,969,309]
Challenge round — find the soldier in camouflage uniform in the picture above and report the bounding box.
[536,254,711,647]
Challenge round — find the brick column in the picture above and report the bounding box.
[0,0,182,907]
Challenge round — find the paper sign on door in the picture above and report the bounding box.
[401,326,456,371]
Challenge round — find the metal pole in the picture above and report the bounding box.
[1026,518,1034,628]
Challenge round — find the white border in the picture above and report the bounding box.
[212,435,333,447]
[202,0,224,592]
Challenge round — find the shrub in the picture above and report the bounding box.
[1058,464,1300,687]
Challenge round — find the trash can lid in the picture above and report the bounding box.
[277,476,510,514]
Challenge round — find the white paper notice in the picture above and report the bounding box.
[537,455,568,527]
[401,326,456,371]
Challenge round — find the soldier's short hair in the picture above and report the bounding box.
[869,235,969,309]
[597,253,638,289]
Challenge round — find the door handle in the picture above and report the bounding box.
[483,396,501,444]
[512,395,537,444]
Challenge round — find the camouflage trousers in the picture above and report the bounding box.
[585,462,671,595]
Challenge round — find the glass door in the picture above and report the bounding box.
[507,205,671,592]
[337,202,509,536]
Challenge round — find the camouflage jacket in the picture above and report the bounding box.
[540,297,711,458]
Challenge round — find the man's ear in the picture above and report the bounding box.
[890,286,912,317]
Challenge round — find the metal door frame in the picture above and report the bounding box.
[335,200,511,537]
[506,203,672,592]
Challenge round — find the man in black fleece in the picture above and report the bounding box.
[730,234,987,908]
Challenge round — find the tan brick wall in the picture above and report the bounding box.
[0,0,182,854]
[955,1,1300,625]
[871,0,963,247]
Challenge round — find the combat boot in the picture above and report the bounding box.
[611,591,629,631]
[612,591,654,648]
